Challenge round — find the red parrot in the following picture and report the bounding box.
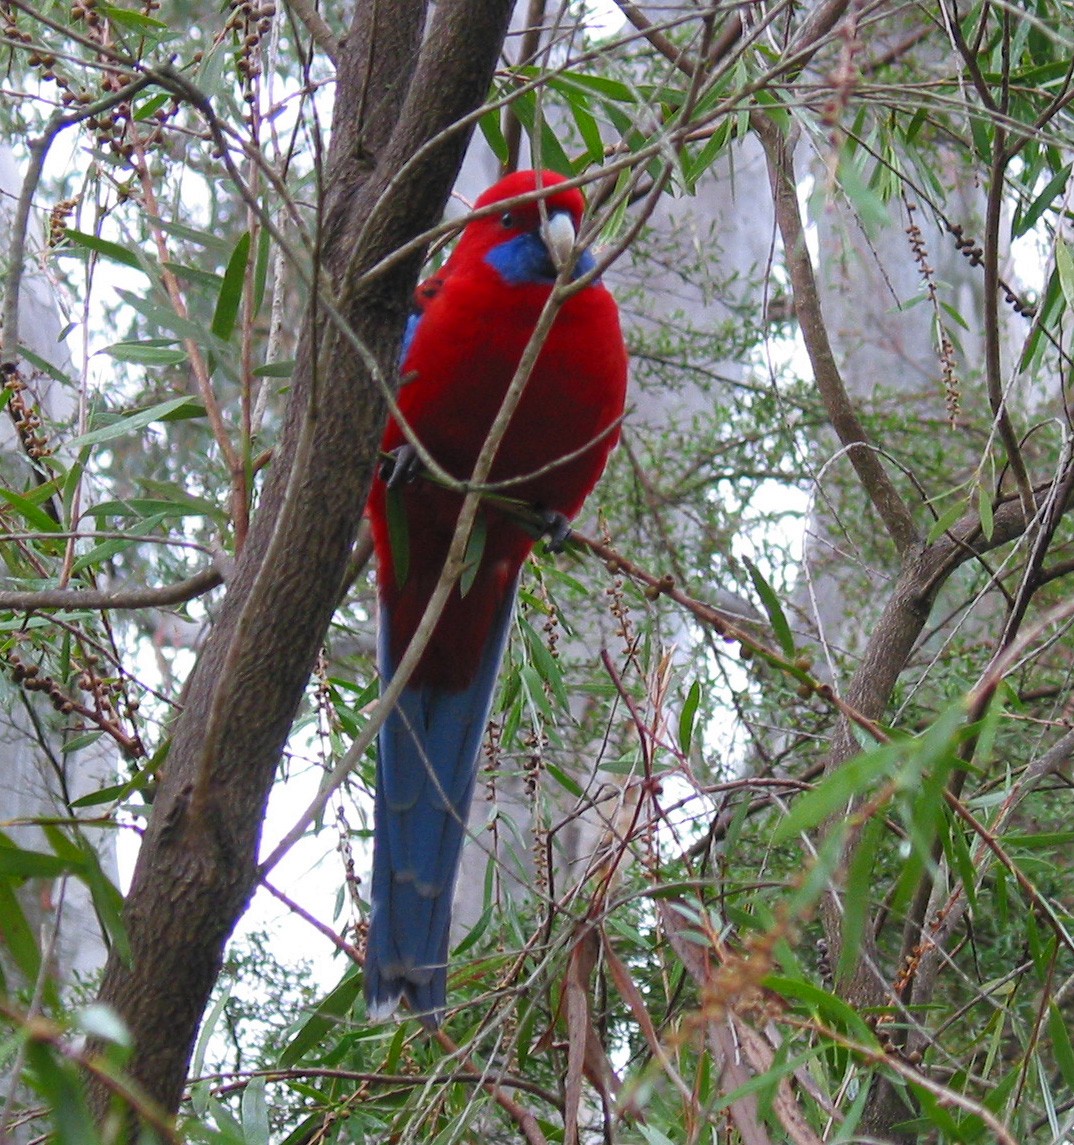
[364,169,628,1025]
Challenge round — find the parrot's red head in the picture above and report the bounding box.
[448,169,593,285]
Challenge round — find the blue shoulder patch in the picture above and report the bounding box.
[485,233,597,286]
[400,310,422,365]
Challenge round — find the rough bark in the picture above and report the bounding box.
[88,0,513,1120]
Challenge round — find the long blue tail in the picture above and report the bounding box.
[365,586,516,1027]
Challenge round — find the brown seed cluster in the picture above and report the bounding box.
[227,0,276,99]
[905,200,961,425]
[2,364,52,461]
[7,648,145,758]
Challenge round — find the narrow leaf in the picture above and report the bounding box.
[279,967,362,1066]
[241,1075,271,1145]
[1048,1002,1074,1092]
[678,678,702,755]
[1055,236,1074,314]
[742,556,794,656]
[977,482,994,541]
[385,485,409,589]
[458,510,487,598]
[836,814,882,985]
[926,498,966,544]
[479,107,509,163]
[63,229,146,272]
[1014,162,1071,237]
[66,396,203,451]
[100,341,187,367]
[0,485,62,533]
[212,231,251,341]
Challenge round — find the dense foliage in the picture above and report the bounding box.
[1,0,1074,1141]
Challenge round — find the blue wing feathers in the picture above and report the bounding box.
[365,582,518,1026]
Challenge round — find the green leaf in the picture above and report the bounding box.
[70,512,170,573]
[742,556,794,657]
[926,497,966,544]
[565,94,605,164]
[1018,268,1062,375]
[26,1041,102,1145]
[772,751,876,844]
[518,664,555,722]
[459,510,487,598]
[279,966,362,1066]
[544,761,584,798]
[765,974,880,1045]
[70,752,160,808]
[1048,1002,1074,1092]
[772,705,966,846]
[100,340,187,367]
[1055,236,1074,315]
[66,396,204,451]
[212,231,251,341]
[254,359,295,378]
[191,983,232,1116]
[678,678,701,755]
[479,107,509,164]
[836,814,882,985]
[75,1003,132,1049]
[836,150,890,234]
[0,878,41,987]
[0,485,62,532]
[97,3,169,31]
[132,92,169,121]
[1013,161,1071,238]
[0,840,76,879]
[63,228,147,272]
[61,730,104,754]
[79,839,130,965]
[153,215,232,255]
[251,227,271,319]
[519,615,568,710]
[385,484,409,589]
[241,1075,271,1145]
[508,91,574,174]
[977,481,994,541]
[87,488,221,520]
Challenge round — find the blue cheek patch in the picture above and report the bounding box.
[485,233,597,286]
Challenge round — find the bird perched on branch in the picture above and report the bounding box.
[364,169,628,1026]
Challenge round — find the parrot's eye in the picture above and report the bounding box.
[499,211,516,229]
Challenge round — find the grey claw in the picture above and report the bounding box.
[536,509,572,552]
[381,444,423,489]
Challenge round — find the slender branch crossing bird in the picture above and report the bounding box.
[364,169,628,1026]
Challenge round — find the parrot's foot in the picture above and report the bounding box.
[534,508,572,552]
[381,444,423,489]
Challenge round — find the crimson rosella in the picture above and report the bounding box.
[364,169,628,1025]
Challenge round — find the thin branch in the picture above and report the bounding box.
[282,0,338,63]
[754,113,920,554]
[613,0,697,76]
[0,567,222,612]
[982,129,1035,520]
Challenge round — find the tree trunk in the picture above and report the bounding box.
[88,0,513,1121]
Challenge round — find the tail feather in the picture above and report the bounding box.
[365,583,517,1027]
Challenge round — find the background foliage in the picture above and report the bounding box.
[2,0,1074,1141]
